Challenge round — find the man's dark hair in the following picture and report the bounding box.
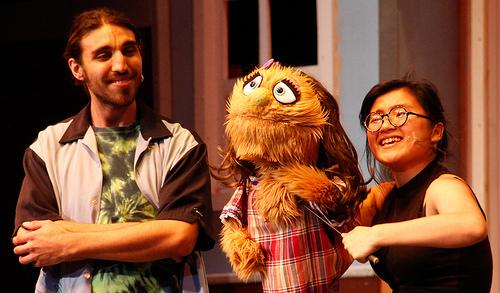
[63,7,143,64]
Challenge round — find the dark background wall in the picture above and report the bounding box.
[2,1,155,290]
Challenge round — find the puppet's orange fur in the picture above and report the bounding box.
[217,62,366,282]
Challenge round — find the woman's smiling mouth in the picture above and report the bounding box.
[380,136,402,146]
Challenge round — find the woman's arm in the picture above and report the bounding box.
[357,181,395,226]
[343,175,488,262]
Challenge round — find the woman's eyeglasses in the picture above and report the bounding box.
[364,106,433,132]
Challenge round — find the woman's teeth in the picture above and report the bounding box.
[381,137,401,146]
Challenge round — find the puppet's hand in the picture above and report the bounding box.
[273,164,344,211]
[220,219,266,282]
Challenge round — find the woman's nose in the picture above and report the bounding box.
[379,115,395,131]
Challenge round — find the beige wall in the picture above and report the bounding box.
[379,0,460,174]
[460,0,499,292]
[485,0,499,291]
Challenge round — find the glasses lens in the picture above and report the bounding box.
[389,107,408,127]
[365,113,382,132]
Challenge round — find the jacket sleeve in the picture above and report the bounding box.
[156,142,216,251]
[13,147,61,236]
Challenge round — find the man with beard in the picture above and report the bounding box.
[12,8,215,292]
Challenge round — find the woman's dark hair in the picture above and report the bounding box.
[359,72,449,183]
[63,8,143,64]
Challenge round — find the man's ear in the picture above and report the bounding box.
[431,122,444,143]
[68,58,84,81]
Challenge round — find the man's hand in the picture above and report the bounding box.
[12,220,72,267]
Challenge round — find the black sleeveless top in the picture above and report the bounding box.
[371,160,492,292]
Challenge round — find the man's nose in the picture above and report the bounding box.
[111,52,128,73]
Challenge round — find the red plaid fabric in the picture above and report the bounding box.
[220,178,354,293]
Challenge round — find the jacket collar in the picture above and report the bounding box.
[59,101,173,144]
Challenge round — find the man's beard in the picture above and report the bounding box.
[84,74,140,107]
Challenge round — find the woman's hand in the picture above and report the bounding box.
[342,225,381,263]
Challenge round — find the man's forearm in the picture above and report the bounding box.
[13,219,199,266]
[54,220,140,232]
[69,220,199,262]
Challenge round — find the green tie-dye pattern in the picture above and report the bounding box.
[92,125,181,292]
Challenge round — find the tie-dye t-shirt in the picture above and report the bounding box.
[92,124,182,292]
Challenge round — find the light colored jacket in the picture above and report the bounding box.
[15,103,215,292]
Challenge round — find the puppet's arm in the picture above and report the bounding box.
[220,218,266,282]
[272,164,345,214]
[254,176,303,228]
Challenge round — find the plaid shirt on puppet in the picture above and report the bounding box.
[220,177,355,293]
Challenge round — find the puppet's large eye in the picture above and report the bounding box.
[273,81,297,104]
[243,75,263,95]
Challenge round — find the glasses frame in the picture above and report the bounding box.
[364,106,433,132]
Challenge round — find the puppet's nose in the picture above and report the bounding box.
[249,88,271,107]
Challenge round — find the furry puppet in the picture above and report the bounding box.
[216,60,367,292]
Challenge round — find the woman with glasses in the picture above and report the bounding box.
[342,75,492,292]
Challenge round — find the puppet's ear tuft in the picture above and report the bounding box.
[260,58,281,70]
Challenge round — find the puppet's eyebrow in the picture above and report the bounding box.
[281,78,301,97]
[243,72,261,85]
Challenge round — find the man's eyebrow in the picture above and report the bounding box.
[90,40,139,57]
[122,40,139,47]
[90,46,112,57]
